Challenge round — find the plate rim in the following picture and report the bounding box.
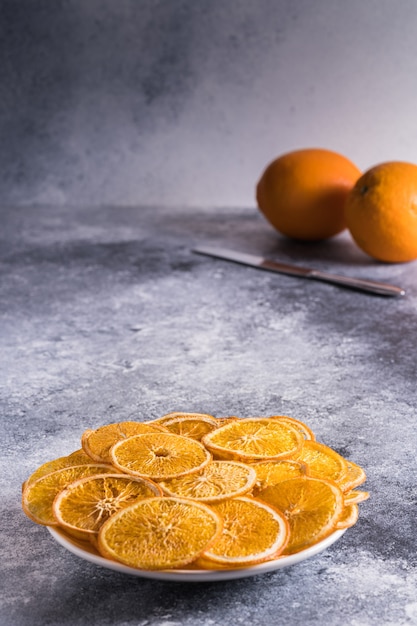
[47,526,347,582]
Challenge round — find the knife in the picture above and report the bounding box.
[193,246,405,297]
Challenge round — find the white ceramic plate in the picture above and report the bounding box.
[48,526,346,582]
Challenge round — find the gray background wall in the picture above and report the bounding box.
[1,0,417,209]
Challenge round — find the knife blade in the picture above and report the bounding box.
[193,246,405,297]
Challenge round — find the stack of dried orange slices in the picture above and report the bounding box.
[22,413,369,571]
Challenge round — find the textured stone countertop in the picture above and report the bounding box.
[2,205,416,626]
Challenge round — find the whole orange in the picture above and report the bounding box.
[345,161,417,263]
[256,148,361,241]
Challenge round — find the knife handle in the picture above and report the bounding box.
[310,270,405,297]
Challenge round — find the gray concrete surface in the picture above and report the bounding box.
[2,205,417,625]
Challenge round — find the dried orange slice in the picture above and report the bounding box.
[162,415,219,441]
[269,415,316,440]
[68,449,101,462]
[81,421,165,463]
[159,461,256,502]
[191,556,230,570]
[110,432,211,480]
[296,441,348,483]
[202,418,303,462]
[337,459,367,492]
[252,460,308,496]
[257,476,344,554]
[343,489,370,505]
[53,474,162,539]
[23,450,98,489]
[336,504,359,529]
[201,497,289,566]
[22,464,117,526]
[153,411,216,425]
[216,416,240,426]
[98,496,223,570]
